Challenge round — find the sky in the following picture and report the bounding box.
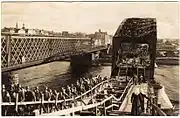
[1,2,179,38]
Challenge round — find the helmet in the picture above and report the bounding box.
[26,86,30,90]
[2,84,5,89]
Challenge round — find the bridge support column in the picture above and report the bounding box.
[70,53,92,67]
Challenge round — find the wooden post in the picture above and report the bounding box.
[72,96,75,116]
[7,35,11,66]
[95,98,97,116]
[111,98,113,111]
[126,67,128,82]
[91,88,93,104]
[80,94,83,106]
[104,102,106,116]
[62,100,65,110]
[55,94,58,111]
[40,94,44,114]
[95,105,97,116]
[15,92,19,113]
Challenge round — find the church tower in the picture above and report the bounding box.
[16,22,18,29]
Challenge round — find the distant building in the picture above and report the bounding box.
[19,24,28,35]
[28,29,37,35]
[92,29,112,46]
[75,32,86,38]
[62,31,69,37]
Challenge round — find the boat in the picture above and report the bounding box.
[1,18,174,116]
[156,57,179,65]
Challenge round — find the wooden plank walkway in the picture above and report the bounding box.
[119,83,149,113]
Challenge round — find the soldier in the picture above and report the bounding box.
[57,91,64,110]
[75,80,81,95]
[9,84,16,102]
[43,87,50,101]
[83,79,90,91]
[65,85,71,98]
[25,86,36,101]
[34,87,41,101]
[2,84,11,102]
[71,84,77,97]
[62,87,69,99]
[80,83,86,94]
[17,84,26,116]
[18,85,25,102]
[49,89,54,112]
[86,78,91,89]
[43,87,51,113]
[2,85,11,116]
[133,75,139,85]
[139,75,143,84]
[62,87,70,109]
[98,75,102,83]
[104,76,108,81]
[25,86,36,115]
[52,90,59,111]
[91,77,96,86]
[33,86,42,113]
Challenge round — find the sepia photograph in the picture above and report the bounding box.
[1,1,179,116]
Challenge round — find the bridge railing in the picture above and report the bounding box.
[1,77,167,116]
[1,78,111,115]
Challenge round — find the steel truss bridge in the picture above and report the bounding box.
[1,33,107,72]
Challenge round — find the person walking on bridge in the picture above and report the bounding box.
[131,86,142,115]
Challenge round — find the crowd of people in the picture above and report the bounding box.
[2,75,108,116]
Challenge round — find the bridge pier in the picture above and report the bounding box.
[70,53,92,67]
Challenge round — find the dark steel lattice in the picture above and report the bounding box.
[1,35,105,71]
[1,36,8,68]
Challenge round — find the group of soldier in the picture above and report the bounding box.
[2,75,108,116]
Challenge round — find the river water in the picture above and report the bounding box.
[11,61,179,109]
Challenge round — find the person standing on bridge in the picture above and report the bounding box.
[62,87,70,99]
[25,86,36,115]
[71,84,77,97]
[9,84,16,102]
[18,85,25,102]
[75,80,81,95]
[25,86,36,102]
[58,91,64,110]
[131,86,142,115]
[34,87,41,101]
[66,85,72,98]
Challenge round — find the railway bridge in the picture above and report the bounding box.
[1,33,108,72]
